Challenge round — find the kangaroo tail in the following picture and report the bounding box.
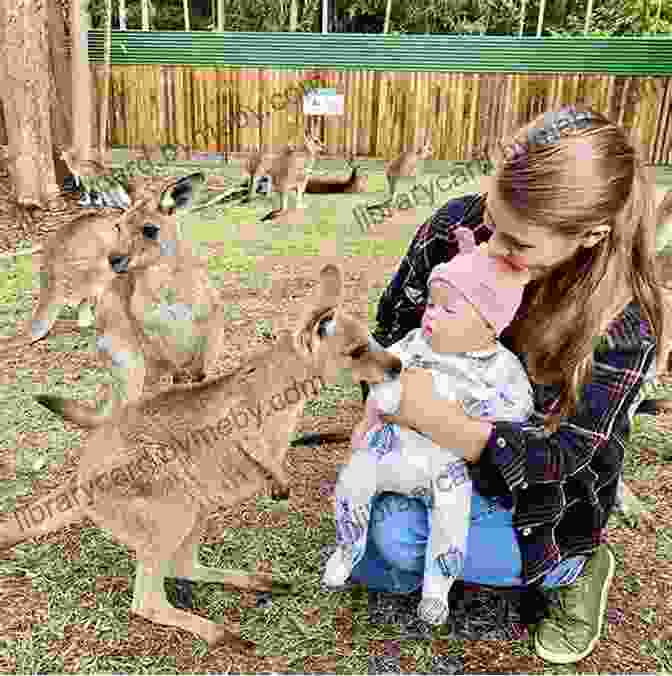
[35,394,110,429]
[0,482,85,550]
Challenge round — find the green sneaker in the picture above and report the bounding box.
[534,544,616,664]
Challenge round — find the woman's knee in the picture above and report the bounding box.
[369,492,429,572]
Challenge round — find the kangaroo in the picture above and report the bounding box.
[262,133,325,220]
[26,173,228,427]
[305,153,368,194]
[0,212,130,354]
[0,264,403,649]
[385,136,433,198]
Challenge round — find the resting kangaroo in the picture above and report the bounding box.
[32,173,229,426]
[304,153,368,194]
[1,264,402,649]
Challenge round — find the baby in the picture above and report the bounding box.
[322,227,535,626]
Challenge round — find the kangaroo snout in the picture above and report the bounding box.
[109,254,130,274]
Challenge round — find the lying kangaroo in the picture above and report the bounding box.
[32,173,228,426]
[385,136,433,198]
[1,264,402,649]
[262,133,325,220]
[305,153,368,194]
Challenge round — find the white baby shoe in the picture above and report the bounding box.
[322,545,354,588]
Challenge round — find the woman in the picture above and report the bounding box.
[341,105,667,665]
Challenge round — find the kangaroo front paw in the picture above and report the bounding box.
[271,481,290,500]
[207,623,256,651]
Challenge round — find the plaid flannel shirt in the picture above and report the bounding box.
[371,193,658,586]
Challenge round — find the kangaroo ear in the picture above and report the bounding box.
[159,173,206,213]
[294,264,343,351]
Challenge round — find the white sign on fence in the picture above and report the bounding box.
[303,88,345,116]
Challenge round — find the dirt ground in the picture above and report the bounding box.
[1,171,671,673]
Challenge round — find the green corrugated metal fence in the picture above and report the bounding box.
[88,31,672,75]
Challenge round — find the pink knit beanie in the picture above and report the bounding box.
[427,227,531,335]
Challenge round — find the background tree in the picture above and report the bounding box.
[383,0,392,33]
[82,0,672,34]
[141,0,150,29]
[0,0,64,227]
[99,0,112,156]
[119,0,127,28]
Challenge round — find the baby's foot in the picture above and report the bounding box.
[417,596,450,626]
[322,545,354,588]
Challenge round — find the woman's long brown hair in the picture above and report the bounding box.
[493,106,667,433]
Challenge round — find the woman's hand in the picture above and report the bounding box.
[379,367,490,463]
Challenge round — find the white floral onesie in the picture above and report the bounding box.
[324,328,535,625]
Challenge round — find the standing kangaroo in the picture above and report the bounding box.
[0,213,128,354]
[385,136,433,198]
[1,264,403,649]
[262,133,325,220]
[31,173,228,426]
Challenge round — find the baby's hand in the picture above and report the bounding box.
[351,394,385,449]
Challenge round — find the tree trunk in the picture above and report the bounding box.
[536,0,547,35]
[383,0,392,33]
[183,0,190,30]
[141,0,150,30]
[289,0,298,30]
[519,0,527,36]
[47,0,73,188]
[71,0,93,165]
[1,0,60,212]
[217,0,223,30]
[99,0,112,155]
[583,0,594,34]
[119,0,127,29]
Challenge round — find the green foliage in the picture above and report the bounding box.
[83,0,672,36]
[546,0,672,36]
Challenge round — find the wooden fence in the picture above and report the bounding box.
[92,66,672,163]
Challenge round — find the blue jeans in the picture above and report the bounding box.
[349,490,587,593]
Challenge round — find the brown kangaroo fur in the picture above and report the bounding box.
[305,153,368,194]
[25,173,228,427]
[0,212,126,353]
[262,133,326,220]
[0,264,402,649]
[385,135,433,197]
